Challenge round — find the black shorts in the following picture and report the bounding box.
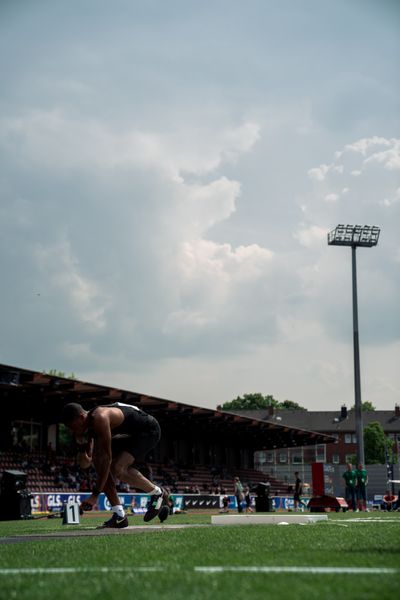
[111,414,161,461]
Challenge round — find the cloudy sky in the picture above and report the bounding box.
[1,0,399,411]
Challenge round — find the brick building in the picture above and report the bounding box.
[226,404,400,497]
[227,404,400,468]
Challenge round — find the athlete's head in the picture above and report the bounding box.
[61,402,87,434]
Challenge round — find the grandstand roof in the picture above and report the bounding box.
[0,364,334,450]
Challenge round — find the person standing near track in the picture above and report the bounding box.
[355,463,368,511]
[244,485,253,513]
[234,476,244,513]
[293,472,306,512]
[342,463,357,511]
[61,402,168,528]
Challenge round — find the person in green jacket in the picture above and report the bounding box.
[355,463,368,511]
[343,463,357,511]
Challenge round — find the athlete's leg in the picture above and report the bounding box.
[102,471,120,506]
[112,450,168,522]
[111,451,158,493]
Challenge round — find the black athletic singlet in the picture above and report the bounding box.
[87,402,160,459]
[88,402,154,434]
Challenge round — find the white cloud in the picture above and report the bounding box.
[343,136,393,156]
[293,224,328,247]
[364,145,400,171]
[0,110,260,182]
[380,187,400,207]
[324,193,339,202]
[178,177,240,233]
[34,240,109,331]
[308,163,331,181]
[163,239,274,336]
[178,239,273,282]
[344,137,400,173]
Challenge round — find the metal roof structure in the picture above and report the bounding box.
[0,364,334,451]
[226,408,400,435]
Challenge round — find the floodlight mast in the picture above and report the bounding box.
[327,225,380,466]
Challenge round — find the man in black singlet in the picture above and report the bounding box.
[61,402,168,528]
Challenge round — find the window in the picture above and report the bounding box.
[332,454,340,464]
[292,454,303,464]
[344,434,352,444]
[265,452,275,464]
[345,454,355,464]
[352,434,357,443]
[279,453,287,463]
[315,444,326,463]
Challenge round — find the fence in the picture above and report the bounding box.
[255,463,400,498]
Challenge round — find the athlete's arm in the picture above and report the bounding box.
[91,410,113,494]
[76,438,93,469]
[80,411,113,512]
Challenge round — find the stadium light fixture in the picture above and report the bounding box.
[327,224,381,466]
[327,224,380,248]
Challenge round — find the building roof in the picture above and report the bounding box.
[225,408,400,434]
[0,364,334,451]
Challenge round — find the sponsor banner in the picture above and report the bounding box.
[30,493,149,514]
[30,493,219,514]
[183,495,220,509]
[30,493,307,514]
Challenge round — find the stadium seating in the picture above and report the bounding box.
[0,450,286,496]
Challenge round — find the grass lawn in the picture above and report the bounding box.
[0,511,399,600]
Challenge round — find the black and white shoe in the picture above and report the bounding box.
[158,505,169,523]
[99,513,129,529]
[143,489,168,522]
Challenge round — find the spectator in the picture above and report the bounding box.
[220,495,229,513]
[382,490,398,511]
[234,476,244,514]
[293,472,307,512]
[355,463,368,511]
[343,463,357,511]
[244,485,253,513]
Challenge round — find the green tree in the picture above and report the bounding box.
[350,401,376,411]
[43,369,76,379]
[58,423,74,452]
[220,393,279,410]
[219,393,307,411]
[363,421,394,464]
[279,399,307,411]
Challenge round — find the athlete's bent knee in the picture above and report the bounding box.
[112,462,127,479]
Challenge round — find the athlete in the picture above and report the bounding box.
[61,401,168,528]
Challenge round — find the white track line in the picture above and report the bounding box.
[344,518,400,523]
[0,567,162,574]
[195,566,398,574]
[0,566,397,575]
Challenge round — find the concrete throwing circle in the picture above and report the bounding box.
[0,523,209,544]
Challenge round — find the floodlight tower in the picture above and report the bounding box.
[327,225,380,466]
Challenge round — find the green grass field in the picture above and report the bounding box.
[0,511,399,600]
